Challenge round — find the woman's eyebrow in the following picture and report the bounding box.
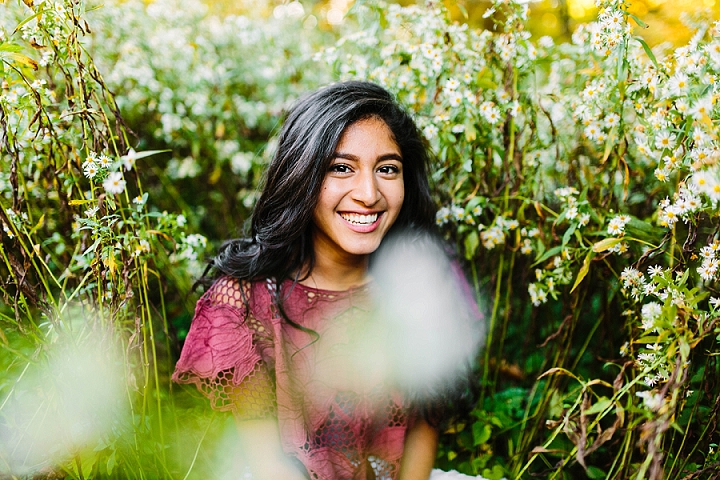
[332,152,404,162]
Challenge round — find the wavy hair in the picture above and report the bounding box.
[211,81,436,283]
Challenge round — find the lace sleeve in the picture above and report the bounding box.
[172,277,277,419]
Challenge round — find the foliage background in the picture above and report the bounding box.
[1,0,719,478]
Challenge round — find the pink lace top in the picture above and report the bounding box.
[173,276,412,480]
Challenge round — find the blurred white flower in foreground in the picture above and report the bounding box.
[0,314,127,476]
[369,231,485,397]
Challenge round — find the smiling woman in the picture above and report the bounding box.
[172,81,481,480]
[309,116,406,290]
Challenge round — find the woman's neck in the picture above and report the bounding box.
[299,251,370,291]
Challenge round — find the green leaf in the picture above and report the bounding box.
[472,422,492,445]
[126,149,170,160]
[106,451,116,475]
[532,245,563,266]
[636,37,659,69]
[628,13,648,28]
[464,230,479,260]
[583,397,612,416]
[562,223,577,246]
[586,466,607,479]
[12,11,43,35]
[679,338,690,361]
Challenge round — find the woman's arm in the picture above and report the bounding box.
[235,417,309,480]
[397,418,439,480]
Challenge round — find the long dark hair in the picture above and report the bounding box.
[212,81,436,284]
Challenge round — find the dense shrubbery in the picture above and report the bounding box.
[1,0,719,478]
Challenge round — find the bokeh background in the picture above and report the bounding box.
[211,0,720,45]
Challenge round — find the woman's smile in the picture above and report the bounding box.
[339,211,383,232]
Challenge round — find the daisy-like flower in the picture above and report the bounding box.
[602,10,625,30]
[659,204,681,227]
[123,148,138,171]
[97,154,113,169]
[641,302,662,330]
[663,153,681,170]
[648,265,664,277]
[83,161,99,179]
[654,131,676,150]
[691,127,710,146]
[444,78,460,91]
[528,283,547,306]
[423,124,439,138]
[578,213,591,227]
[484,106,501,124]
[133,194,146,205]
[448,92,463,108]
[690,96,713,120]
[607,216,629,235]
[85,206,99,218]
[480,225,505,249]
[435,207,451,226]
[584,122,602,141]
[103,172,126,195]
[566,206,578,220]
[520,239,533,255]
[621,267,643,287]
[667,73,689,97]
[581,84,599,101]
[654,168,669,182]
[133,239,151,258]
[2,222,14,239]
[698,258,719,281]
[603,113,620,128]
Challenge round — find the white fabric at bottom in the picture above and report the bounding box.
[429,469,495,480]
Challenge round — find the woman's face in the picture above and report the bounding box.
[311,116,405,264]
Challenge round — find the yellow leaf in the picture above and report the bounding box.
[0,51,38,70]
[209,165,222,184]
[28,213,44,236]
[146,229,172,241]
[104,253,117,276]
[592,237,622,252]
[570,250,594,293]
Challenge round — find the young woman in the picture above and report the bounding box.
[173,81,471,480]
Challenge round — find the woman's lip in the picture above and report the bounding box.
[338,212,383,233]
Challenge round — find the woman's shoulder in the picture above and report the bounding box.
[200,275,275,311]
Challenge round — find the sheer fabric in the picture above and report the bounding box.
[173,276,411,480]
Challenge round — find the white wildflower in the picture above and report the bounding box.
[103,172,126,195]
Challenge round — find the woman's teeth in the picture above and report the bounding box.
[341,213,378,225]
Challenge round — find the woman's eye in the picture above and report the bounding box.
[329,164,351,173]
[378,165,400,174]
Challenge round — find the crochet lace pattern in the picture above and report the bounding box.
[173,276,412,480]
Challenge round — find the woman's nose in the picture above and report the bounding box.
[351,170,381,206]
